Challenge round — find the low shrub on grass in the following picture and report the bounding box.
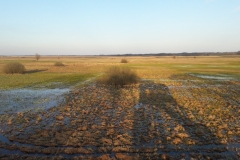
[3,62,25,74]
[54,62,64,66]
[98,66,139,87]
[121,59,128,63]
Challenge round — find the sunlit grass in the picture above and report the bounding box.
[0,55,239,89]
[0,73,95,89]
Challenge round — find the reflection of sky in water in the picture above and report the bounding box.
[189,74,234,80]
[0,88,69,114]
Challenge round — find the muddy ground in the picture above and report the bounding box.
[0,78,239,160]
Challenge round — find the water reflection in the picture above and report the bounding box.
[0,88,69,114]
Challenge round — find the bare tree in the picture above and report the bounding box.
[35,53,40,61]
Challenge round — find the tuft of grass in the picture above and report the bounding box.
[3,62,25,74]
[98,66,139,87]
[121,59,128,63]
[54,62,65,66]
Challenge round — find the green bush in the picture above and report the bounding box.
[121,59,128,63]
[54,62,64,66]
[98,66,139,87]
[3,62,25,74]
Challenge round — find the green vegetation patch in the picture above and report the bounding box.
[0,72,95,90]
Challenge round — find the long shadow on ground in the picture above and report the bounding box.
[24,69,48,74]
[0,80,239,159]
[132,80,227,159]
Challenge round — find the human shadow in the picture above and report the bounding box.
[69,81,237,159]
[132,80,221,157]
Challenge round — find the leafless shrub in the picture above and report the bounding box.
[35,53,40,61]
[3,62,25,74]
[121,59,128,63]
[98,66,139,87]
[54,62,64,66]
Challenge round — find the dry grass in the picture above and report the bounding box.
[54,62,64,66]
[98,66,139,87]
[121,59,128,63]
[0,55,239,89]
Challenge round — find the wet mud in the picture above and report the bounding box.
[0,79,239,159]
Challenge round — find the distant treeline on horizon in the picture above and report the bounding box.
[106,51,240,57]
[1,51,240,57]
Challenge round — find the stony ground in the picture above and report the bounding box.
[0,79,240,159]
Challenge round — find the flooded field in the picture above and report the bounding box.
[0,56,240,159]
[0,88,69,114]
[0,78,239,159]
[189,74,235,80]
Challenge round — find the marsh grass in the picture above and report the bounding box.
[98,66,139,87]
[3,62,25,74]
[0,56,239,89]
[121,59,128,63]
[0,56,240,159]
[54,62,65,66]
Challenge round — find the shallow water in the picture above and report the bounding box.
[0,133,11,144]
[189,74,235,80]
[0,80,239,159]
[0,88,69,114]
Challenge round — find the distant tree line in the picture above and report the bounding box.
[103,52,240,57]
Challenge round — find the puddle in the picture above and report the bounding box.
[0,134,11,144]
[0,77,97,114]
[0,88,69,114]
[189,74,235,80]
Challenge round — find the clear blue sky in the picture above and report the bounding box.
[1,0,240,55]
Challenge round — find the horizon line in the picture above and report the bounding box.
[0,51,239,57]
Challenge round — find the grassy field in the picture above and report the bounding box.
[0,55,240,159]
[0,55,239,89]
